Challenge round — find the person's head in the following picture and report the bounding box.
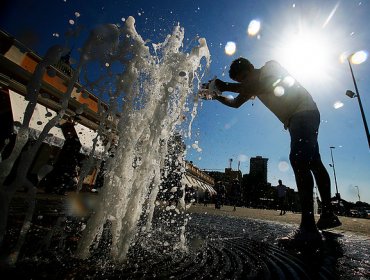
[229,57,254,82]
[278,179,282,185]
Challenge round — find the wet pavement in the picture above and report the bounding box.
[1,194,369,279]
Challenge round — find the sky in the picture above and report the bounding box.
[1,0,369,204]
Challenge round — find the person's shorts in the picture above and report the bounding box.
[288,110,321,163]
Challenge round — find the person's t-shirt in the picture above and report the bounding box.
[277,184,287,198]
[257,60,318,129]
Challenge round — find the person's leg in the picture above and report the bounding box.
[311,157,342,230]
[279,197,283,215]
[310,157,332,213]
[290,159,316,229]
[308,121,341,229]
[278,111,323,247]
[289,111,320,232]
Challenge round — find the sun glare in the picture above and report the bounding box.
[274,29,332,83]
[333,101,344,109]
[350,50,368,65]
[248,20,261,36]
[225,41,236,56]
[278,161,290,172]
[340,50,368,65]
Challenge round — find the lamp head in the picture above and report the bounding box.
[346,90,356,98]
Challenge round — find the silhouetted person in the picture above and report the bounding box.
[202,57,341,246]
[231,179,240,211]
[276,180,287,215]
[214,181,224,209]
[204,190,210,207]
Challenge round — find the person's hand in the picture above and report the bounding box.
[201,82,210,90]
[201,78,224,91]
[214,79,226,92]
[198,77,223,100]
[198,89,217,100]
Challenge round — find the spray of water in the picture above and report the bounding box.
[75,17,210,262]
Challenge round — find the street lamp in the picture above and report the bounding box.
[354,185,361,202]
[329,146,341,200]
[345,51,370,149]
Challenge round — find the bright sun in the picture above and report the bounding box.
[273,29,333,85]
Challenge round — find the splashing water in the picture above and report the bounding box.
[75,17,210,262]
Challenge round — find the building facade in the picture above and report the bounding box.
[249,156,268,184]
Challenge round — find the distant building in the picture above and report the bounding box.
[241,156,269,208]
[205,170,225,183]
[204,155,304,210]
[249,156,268,184]
[224,168,242,181]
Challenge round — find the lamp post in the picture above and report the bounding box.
[346,52,370,149]
[329,146,340,200]
[354,186,361,202]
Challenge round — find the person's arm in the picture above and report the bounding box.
[212,79,257,108]
[213,94,250,108]
[216,79,260,94]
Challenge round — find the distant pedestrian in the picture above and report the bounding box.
[204,189,210,207]
[277,180,287,215]
[214,181,224,209]
[231,179,240,211]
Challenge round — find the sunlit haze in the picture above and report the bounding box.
[273,29,333,84]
